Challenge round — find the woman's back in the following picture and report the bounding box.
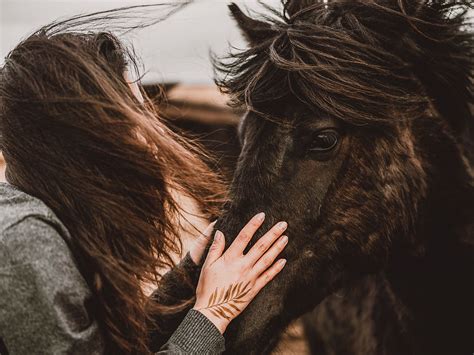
[0,182,104,354]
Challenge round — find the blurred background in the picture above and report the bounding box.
[1,0,283,83]
[0,0,285,182]
[0,0,310,353]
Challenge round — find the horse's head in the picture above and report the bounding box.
[214,1,473,353]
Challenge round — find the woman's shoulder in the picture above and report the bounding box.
[0,183,104,354]
[0,182,70,243]
[0,182,74,274]
[0,182,70,238]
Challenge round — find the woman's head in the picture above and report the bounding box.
[0,7,224,354]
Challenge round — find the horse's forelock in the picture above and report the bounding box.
[216,0,472,130]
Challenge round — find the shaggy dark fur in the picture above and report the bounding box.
[213,1,474,354]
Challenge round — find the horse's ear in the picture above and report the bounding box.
[229,3,274,46]
[284,0,319,17]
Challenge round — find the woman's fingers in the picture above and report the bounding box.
[202,220,217,239]
[251,235,288,277]
[224,212,265,257]
[254,258,287,292]
[189,220,217,264]
[245,221,287,265]
[193,214,289,334]
[203,230,225,267]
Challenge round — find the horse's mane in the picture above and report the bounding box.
[215,0,472,136]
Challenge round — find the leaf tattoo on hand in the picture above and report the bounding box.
[199,281,252,320]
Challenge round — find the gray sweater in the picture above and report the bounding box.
[0,182,225,354]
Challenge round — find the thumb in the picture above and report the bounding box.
[190,220,217,264]
[199,220,217,245]
[203,230,225,267]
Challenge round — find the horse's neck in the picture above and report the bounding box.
[382,172,474,345]
[421,161,474,248]
[407,157,474,262]
[415,117,474,248]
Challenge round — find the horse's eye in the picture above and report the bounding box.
[309,130,339,152]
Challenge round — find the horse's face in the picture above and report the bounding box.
[227,100,348,233]
[216,101,348,351]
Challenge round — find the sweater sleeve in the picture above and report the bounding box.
[148,254,225,354]
[147,253,204,350]
[156,309,225,354]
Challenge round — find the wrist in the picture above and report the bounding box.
[193,307,229,334]
[189,249,201,265]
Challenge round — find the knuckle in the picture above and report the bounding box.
[238,232,251,241]
[250,283,258,294]
[270,266,279,275]
[267,231,280,241]
[256,241,267,252]
[247,279,256,290]
[272,227,283,237]
[252,284,262,296]
[261,255,272,266]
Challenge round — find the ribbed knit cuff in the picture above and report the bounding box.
[167,309,225,354]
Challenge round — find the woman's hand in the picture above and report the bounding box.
[193,212,288,334]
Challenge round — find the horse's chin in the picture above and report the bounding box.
[224,314,283,355]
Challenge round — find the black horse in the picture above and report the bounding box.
[214,1,474,354]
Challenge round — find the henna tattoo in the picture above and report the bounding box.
[198,281,252,320]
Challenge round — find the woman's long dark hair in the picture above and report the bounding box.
[0,4,225,353]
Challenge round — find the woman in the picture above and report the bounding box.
[0,7,288,355]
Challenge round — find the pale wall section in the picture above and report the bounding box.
[0,0,282,84]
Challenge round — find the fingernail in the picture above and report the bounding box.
[278,221,288,230]
[280,235,288,244]
[215,230,223,241]
[256,212,265,221]
[279,259,287,267]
